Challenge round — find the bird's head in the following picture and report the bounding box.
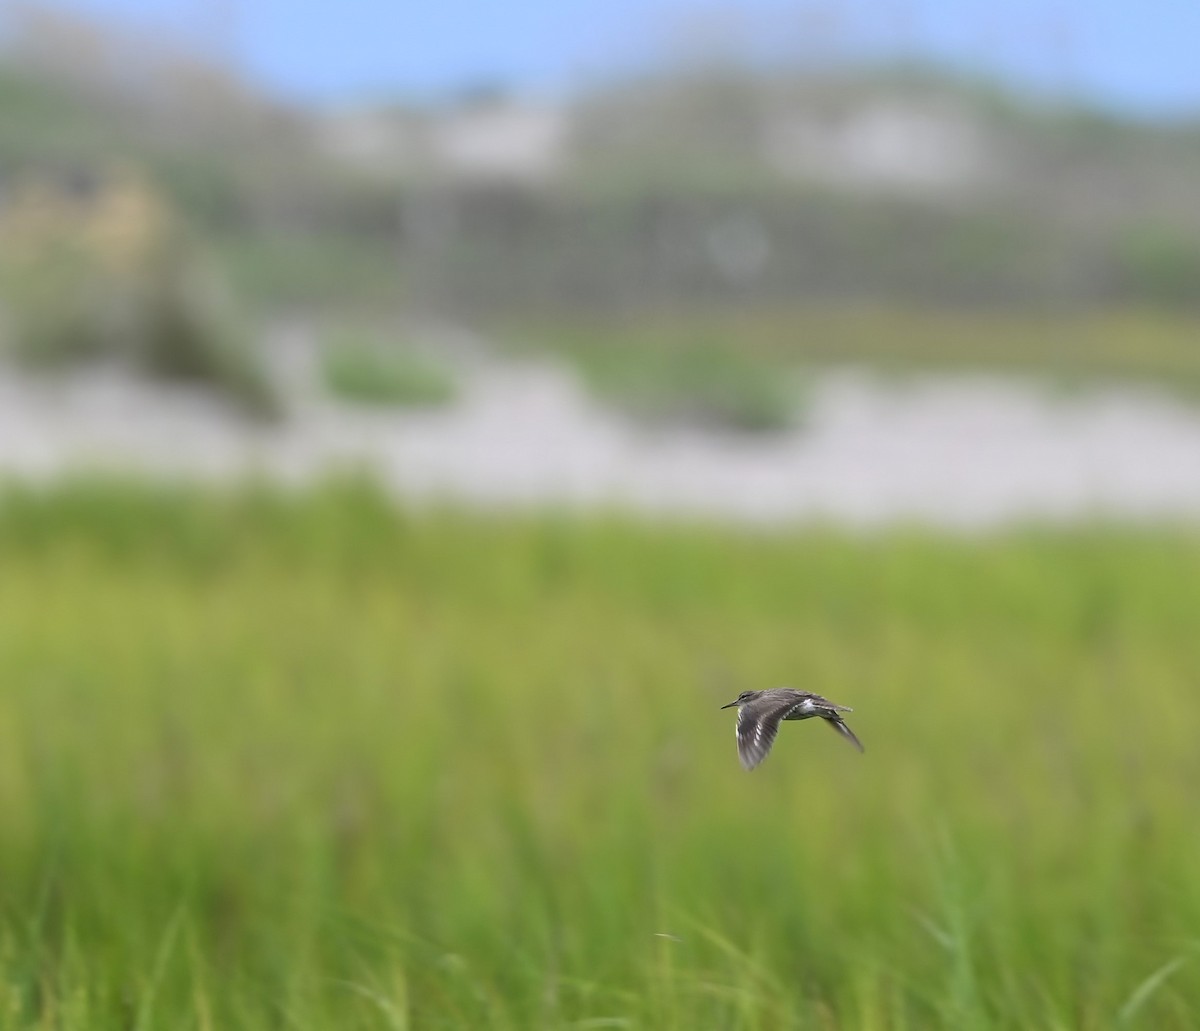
[720,689,760,710]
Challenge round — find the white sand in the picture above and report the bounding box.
[5,326,1200,528]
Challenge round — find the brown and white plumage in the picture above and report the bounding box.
[720,687,863,770]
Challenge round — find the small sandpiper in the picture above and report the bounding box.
[720,688,863,770]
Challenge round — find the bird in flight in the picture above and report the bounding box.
[720,688,863,770]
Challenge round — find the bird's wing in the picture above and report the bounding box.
[823,716,865,752]
[736,697,796,770]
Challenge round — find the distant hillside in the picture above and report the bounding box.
[3,7,1199,316]
[317,67,1200,314]
[0,6,399,237]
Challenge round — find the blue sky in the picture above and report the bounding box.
[24,0,1200,115]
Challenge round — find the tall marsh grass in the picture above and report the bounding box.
[0,481,1198,1028]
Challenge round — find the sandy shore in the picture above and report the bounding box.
[5,328,1200,528]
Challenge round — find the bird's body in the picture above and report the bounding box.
[720,687,863,769]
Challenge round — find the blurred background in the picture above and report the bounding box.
[2,0,1200,522]
[6,3,1200,1029]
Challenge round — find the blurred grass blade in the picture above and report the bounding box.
[1116,956,1188,1026]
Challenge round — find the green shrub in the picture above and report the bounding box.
[0,165,280,419]
[1113,225,1200,307]
[321,333,457,407]
[569,336,801,432]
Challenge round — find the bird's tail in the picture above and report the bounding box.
[825,717,865,753]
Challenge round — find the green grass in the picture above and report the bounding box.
[2,480,1200,1027]
[321,336,457,408]
[513,304,1200,409]
[565,337,801,433]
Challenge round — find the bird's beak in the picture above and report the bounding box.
[720,700,738,709]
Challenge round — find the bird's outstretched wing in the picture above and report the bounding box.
[793,693,866,754]
[735,696,797,770]
[823,716,865,753]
